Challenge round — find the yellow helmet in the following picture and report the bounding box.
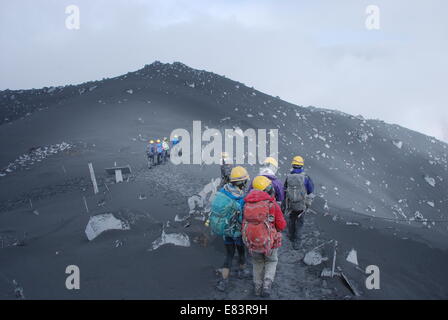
[292,156,304,167]
[221,152,229,159]
[263,157,278,168]
[252,176,272,191]
[156,139,161,143]
[149,140,154,144]
[230,166,249,182]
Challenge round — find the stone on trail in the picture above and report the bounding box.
[85,213,130,241]
[303,250,328,266]
[424,175,436,187]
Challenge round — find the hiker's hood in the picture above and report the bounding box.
[262,173,277,180]
[222,183,245,199]
[244,189,274,203]
[259,166,277,176]
[291,168,304,174]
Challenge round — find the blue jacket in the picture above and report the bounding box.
[171,138,180,146]
[156,143,163,153]
[288,168,314,194]
[147,144,157,156]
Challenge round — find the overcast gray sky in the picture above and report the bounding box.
[1,0,447,141]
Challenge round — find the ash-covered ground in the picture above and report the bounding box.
[0,62,447,299]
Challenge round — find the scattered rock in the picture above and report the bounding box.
[138,194,147,200]
[424,175,436,187]
[303,250,327,266]
[392,140,403,149]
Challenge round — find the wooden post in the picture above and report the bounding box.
[331,240,338,278]
[83,196,89,214]
[115,169,123,183]
[88,163,99,194]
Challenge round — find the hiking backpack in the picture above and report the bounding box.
[209,191,241,237]
[285,173,307,212]
[242,200,279,256]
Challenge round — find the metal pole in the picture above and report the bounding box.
[331,240,338,278]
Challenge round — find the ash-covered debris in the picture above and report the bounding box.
[13,280,25,299]
[149,225,190,251]
[0,142,73,177]
[303,250,328,266]
[85,213,130,241]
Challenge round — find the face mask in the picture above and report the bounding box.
[234,180,247,190]
[265,185,274,196]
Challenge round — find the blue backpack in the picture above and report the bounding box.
[210,191,241,237]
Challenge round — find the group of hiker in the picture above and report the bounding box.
[209,153,314,297]
[146,135,180,167]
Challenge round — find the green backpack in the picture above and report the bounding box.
[209,191,241,237]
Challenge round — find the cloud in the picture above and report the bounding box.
[0,0,447,141]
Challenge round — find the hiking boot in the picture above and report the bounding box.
[261,279,273,298]
[216,279,229,292]
[292,239,301,250]
[237,268,250,279]
[254,283,262,297]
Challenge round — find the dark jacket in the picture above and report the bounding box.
[284,168,314,196]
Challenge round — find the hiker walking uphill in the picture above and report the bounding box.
[162,137,170,162]
[171,135,180,146]
[219,152,232,189]
[209,166,250,292]
[283,156,315,250]
[171,135,182,157]
[146,140,157,168]
[243,176,286,297]
[249,157,284,203]
[156,139,164,164]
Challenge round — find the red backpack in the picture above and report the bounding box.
[242,200,280,256]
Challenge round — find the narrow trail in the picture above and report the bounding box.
[134,159,349,300]
[204,213,348,300]
[133,161,196,213]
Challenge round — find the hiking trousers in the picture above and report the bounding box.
[251,249,279,286]
[223,237,246,269]
[288,210,305,241]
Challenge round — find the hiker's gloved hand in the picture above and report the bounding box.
[305,194,315,208]
[280,200,286,213]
